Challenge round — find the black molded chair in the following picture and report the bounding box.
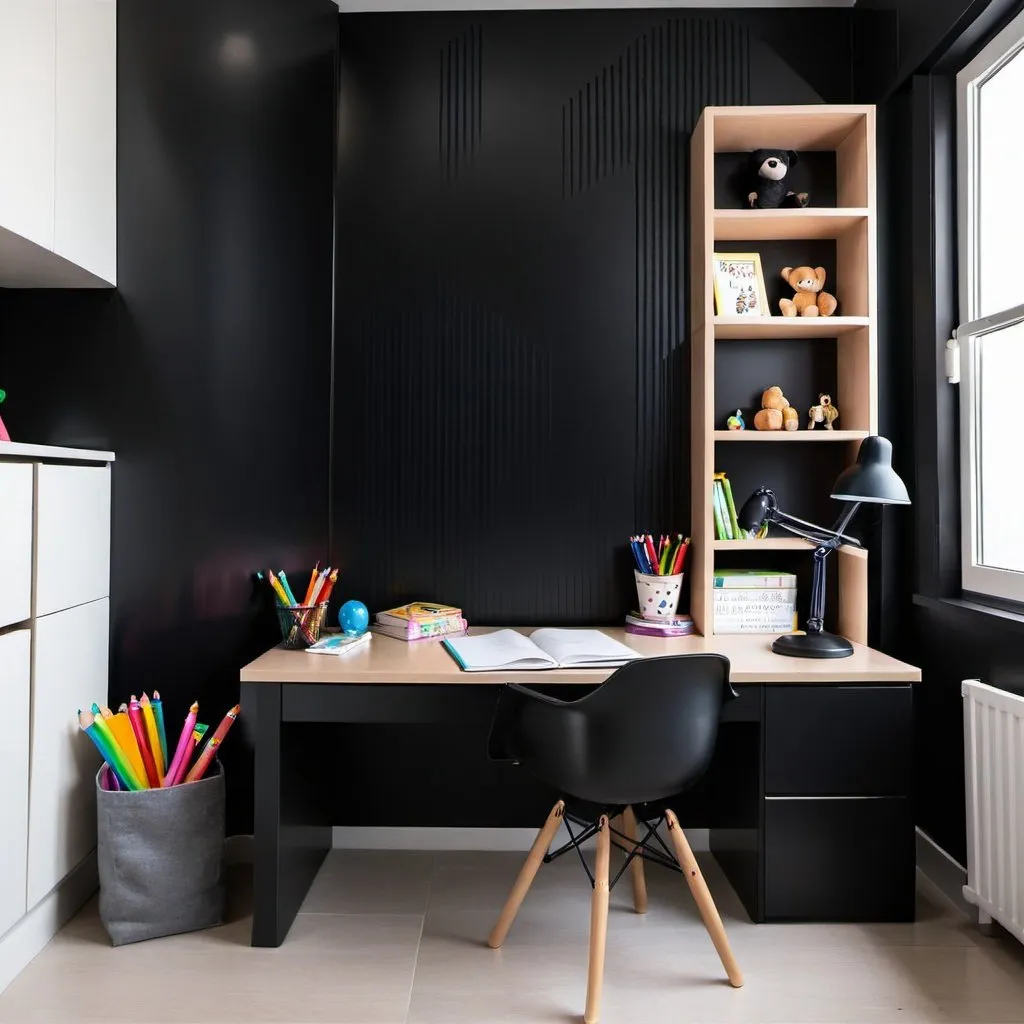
[486,654,743,1024]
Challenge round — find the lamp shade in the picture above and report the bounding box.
[830,436,910,505]
[738,489,772,532]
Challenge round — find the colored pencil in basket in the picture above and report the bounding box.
[205,704,240,751]
[151,690,169,770]
[302,564,320,605]
[185,736,220,783]
[139,694,165,781]
[92,714,147,792]
[164,701,199,787]
[78,710,144,791]
[128,696,161,788]
[105,708,149,786]
[171,724,208,786]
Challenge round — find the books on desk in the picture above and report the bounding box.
[372,602,468,642]
[713,570,797,634]
[305,633,372,655]
[443,628,641,672]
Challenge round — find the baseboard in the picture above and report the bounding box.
[916,828,974,920]
[331,825,710,852]
[0,849,97,996]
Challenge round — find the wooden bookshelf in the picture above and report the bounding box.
[690,105,877,640]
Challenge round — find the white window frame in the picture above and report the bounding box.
[956,9,1024,604]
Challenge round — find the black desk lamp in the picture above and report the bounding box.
[736,436,910,659]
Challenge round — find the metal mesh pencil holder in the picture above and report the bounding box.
[276,602,329,649]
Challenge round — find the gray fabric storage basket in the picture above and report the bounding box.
[96,762,226,946]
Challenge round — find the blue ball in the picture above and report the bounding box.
[338,600,370,636]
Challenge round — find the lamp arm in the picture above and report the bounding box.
[768,507,862,549]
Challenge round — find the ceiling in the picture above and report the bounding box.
[335,2,857,10]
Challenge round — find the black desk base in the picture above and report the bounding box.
[243,681,915,947]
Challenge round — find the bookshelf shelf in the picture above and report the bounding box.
[713,208,868,241]
[713,430,869,442]
[713,316,870,339]
[713,538,869,560]
[691,104,877,642]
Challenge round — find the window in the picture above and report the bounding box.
[956,10,1024,603]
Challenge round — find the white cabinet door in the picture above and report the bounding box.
[28,598,107,908]
[0,462,34,628]
[35,464,111,617]
[0,0,57,250]
[54,0,116,284]
[0,628,30,935]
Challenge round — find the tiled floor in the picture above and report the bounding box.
[1,847,1023,1023]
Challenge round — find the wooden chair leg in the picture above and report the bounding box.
[665,809,743,988]
[621,806,648,914]
[584,814,611,1024]
[487,800,565,949]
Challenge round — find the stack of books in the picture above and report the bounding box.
[372,602,468,642]
[713,570,797,634]
[624,611,695,638]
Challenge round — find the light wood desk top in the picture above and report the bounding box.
[240,627,921,685]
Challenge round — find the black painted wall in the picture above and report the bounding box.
[0,0,338,834]
[331,8,869,630]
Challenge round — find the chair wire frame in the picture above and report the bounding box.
[542,810,680,890]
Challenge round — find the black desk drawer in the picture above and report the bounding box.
[765,685,912,796]
[764,797,915,921]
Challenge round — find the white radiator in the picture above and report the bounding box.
[962,679,1024,945]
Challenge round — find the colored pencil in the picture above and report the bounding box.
[184,736,220,783]
[106,710,149,786]
[128,696,161,788]
[91,714,146,791]
[320,569,339,606]
[306,567,329,606]
[164,701,199,787]
[302,564,320,605]
[671,537,688,575]
[98,704,113,719]
[277,571,299,606]
[151,690,169,771]
[139,694,165,782]
[171,724,208,786]
[205,703,240,751]
[78,710,143,791]
[266,571,291,607]
[644,535,659,576]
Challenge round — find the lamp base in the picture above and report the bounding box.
[772,631,854,659]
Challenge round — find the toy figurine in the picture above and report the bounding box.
[747,149,809,209]
[726,409,746,431]
[754,385,791,431]
[780,266,837,318]
[0,390,10,442]
[808,394,839,430]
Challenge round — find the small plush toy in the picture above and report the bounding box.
[726,409,745,431]
[808,393,839,430]
[779,266,837,318]
[754,385,790,431]
[747,149,808,209]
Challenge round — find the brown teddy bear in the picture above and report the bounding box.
[779,266,837,318]
[754,385,795,430]
[808,393,839,430]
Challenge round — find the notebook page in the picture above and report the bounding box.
[443,630,556,671]
[530,629,642,667]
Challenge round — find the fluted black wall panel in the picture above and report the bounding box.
[333,9,840,629]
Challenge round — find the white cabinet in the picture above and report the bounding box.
[0,629,30,937]
[0,463,34,628]
[0,0,116,287]
[0,0,56,252]
[27,598,108,908]
[35,464,111,617]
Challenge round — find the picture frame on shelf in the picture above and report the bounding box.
[712,252,769,317]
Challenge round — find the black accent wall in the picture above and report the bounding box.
[0,0,338,834]
[331,9,869,629]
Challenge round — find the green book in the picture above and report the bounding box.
[712,480,729,540]
[721,475,742,540]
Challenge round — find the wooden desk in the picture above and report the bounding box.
[241,628,920,946]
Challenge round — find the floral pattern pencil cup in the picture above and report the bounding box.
[635,571,684,620]
[276,602,329,649]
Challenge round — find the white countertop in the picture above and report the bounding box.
[0,441,115,463]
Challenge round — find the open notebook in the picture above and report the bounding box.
[442,628,642,672]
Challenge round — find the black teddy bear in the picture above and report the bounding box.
[747,149,809,209]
